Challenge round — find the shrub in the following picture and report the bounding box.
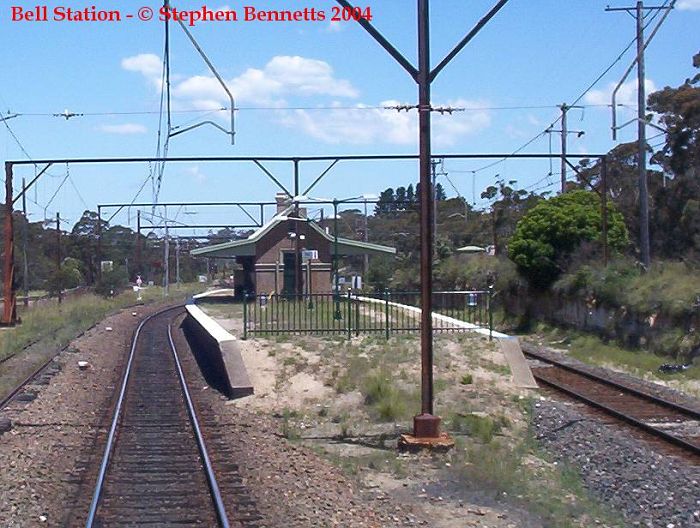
[95,266,128,297]
[460,373,473,385]
[509,190,628,288]
[362,370,411,421]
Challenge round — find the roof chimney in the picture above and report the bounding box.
[275,192,290,214]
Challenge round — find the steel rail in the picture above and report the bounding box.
[85,306,179,526]
[167,323,231,528]
[1,295,107,410]
[0,354,55,410]
[525,350,700,456]
[85,305,185,526]
[524,347,700,419]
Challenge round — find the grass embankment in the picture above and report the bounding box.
[0,283,204,397]
[526,323,700,397]
[264,331,623,527]
[553,260,700,357]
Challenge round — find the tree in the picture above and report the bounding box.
[647,52,700,261]
[435,183,447,201]
[395,186,407,210]
[648,52,700,178]
[46,258,82,296]
[374,188,395,216]
[481,179,544,255]
[406,184,415,203]
[70,210,108,284]
[508,190,628,288]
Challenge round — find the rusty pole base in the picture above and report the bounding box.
[398,413,454,452]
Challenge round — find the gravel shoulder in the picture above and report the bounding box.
[533,399,700,527]
[0,302,177,527]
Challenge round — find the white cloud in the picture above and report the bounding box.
[278,99,491,147]
[98,123,147,135]
[121,54,162,89]
[123,54,359,106]
[327,20,343,32]
[584,79,657,107]
[678,0,700,10]
[184,166,206,183]
[121,53,490,146]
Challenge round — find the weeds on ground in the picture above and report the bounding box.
[450,433,625,528]
[362,370,417,421]
[1,285,200,363]
[0,284,205,397]
[280,409,301,440]
[445,412,509,443]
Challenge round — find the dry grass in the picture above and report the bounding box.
[0,283,204,398]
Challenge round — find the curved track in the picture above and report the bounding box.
[524,346,700,458]
[85,306,231,527]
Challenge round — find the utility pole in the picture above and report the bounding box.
[561,103,568,193]
[175,237,181,285]
[163,206,169,297]
[136,209,141,279]
[636,1,650,268]
[606,1,671,268]
[546,103,584,193]
[335,0,511,441]
[431,158,439,258]
[363,199,369,277]
[56,212,62,304]
[21,178,28,307]
[96,206,102,280]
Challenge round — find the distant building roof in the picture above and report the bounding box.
[456,245,486,253]
[191,206,396,258]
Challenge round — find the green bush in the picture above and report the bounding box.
[45,267,82,296]
[509,190,628,288]
[95,266,129,297]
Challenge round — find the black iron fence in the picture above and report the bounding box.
[242,290,492,339]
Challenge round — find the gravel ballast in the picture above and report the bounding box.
[172,318,431,528]
[0,303,171,527]
[533,399,700,527]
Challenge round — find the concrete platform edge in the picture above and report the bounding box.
[184,304,254,399]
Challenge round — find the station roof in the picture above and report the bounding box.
[190,207,396,259]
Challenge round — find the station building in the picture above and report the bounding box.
[190,194,396,296]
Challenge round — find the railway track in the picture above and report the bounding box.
[523,346,700,458]
[85,306,231,527]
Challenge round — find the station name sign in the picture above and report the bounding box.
[8,4,374,26]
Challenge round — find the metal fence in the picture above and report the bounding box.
[242,290,492,339]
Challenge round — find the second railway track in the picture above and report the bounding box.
[523,345,700,458]
[85,306,231,527]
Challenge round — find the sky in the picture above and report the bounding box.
[0,0,699,235]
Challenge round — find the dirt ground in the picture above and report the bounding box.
[202,303,621,528]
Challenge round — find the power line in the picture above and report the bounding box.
[1,112,35,164]
[456,8,668,177]
[7,102,618,118]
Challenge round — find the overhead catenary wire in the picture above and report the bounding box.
[459,8,668,177]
